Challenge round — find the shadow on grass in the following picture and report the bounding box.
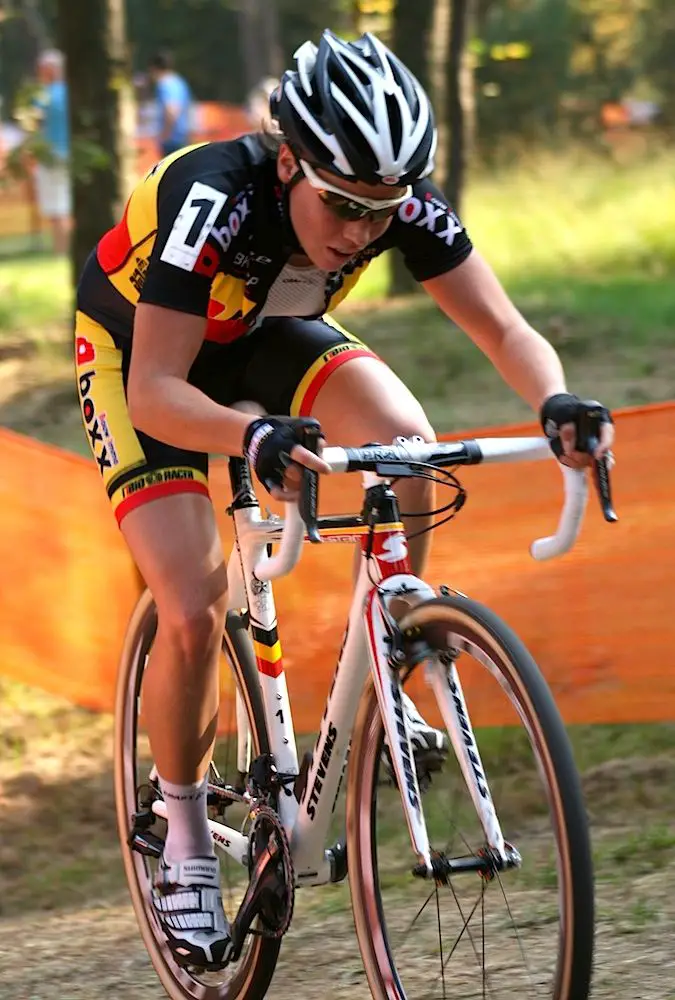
[0,763,124,918]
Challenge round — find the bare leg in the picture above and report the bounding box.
[310,355,447,754]
[310,355,436,574]
[121,492,228,786]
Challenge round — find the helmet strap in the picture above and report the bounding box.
[284,164,305,193]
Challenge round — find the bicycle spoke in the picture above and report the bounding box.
[435,887,447,1000]
[354,596,593,1000]
[442,823,476,859]
[434,887,482,982]
[494,870,537,997]
[481,888,487,1000]
[433,876,499,1000]
[408,886,438,931]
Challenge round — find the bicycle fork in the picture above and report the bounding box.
[364,577,514,876]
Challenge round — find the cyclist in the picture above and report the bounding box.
[75,30,613,970]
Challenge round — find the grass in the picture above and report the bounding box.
[595,824,675,874]
[464,147,675,283]
[616,897,660,935]
[0,252,71,335]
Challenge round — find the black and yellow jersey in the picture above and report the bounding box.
[76,134,473,344]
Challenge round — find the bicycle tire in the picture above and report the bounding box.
[346,593,594,1000]
[114,589,281,1000]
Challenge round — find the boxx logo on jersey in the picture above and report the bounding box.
[211,193,252,254]
[78,369,120,474]
[398,195,464,246]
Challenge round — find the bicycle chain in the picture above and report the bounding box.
[247,803,295,939]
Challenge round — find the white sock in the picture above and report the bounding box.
[158,774,214,864]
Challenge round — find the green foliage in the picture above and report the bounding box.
[69,136,110,184]
[476,0,576,144]
[276,0,354,52]
[126,0,244,102]
[125,0,352,105]
[475,0,673,147]
[639,0,675,118]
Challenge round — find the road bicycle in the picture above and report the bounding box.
[114,407,616,1000]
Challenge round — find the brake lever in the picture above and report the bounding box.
[298,423,322,544]
[588,438,618,523]
[578,401,618,523]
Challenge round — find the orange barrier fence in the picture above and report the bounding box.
[1,403,674,731]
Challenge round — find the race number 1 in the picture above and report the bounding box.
[160,182,227,271]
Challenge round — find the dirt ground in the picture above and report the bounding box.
[2,859,675,1000]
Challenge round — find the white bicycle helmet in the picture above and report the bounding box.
[271,29,437,186]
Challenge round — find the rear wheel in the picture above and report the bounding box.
[347,593,594,1000]
[114,589,280,1000]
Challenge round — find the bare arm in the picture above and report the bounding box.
[423,250,566,411]
[127,303,254,454]
[127,304,329,492]
[423,251,613,462]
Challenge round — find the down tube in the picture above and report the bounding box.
[290,562,374,883]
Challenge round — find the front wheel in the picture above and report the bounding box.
[347,593,594,1000]
[114,589,280,1000]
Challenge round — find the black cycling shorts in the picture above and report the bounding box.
[74,311,377,525]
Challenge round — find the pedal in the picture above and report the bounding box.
[414,746,447,776]
[381,745,447,793]
[129,828,164,858]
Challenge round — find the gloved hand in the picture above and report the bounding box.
[243,416,329,499]
[540,393,614,468]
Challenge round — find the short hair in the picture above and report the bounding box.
[258,121,288,157]
[38,49,64,73]
[149,50,173,72]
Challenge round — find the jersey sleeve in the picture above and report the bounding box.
[388,178,473,282]
[139,176,230,317]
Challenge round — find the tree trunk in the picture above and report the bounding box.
[445,0,475,216]
[261,0,283,80]
[388,0,435,297]
[20,0,49,50]
[56,0,134,284]
[239,0,283,97]
[429,0,451,191]
[239,0,266,97]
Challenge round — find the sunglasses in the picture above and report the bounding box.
[298,159,412,223]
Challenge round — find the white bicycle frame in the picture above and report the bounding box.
[151,435,589,886]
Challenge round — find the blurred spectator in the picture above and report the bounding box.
[245,76,280,131]
[148,51,192,158]
[33,49,71,255]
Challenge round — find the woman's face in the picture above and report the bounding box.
[276,144,408,271]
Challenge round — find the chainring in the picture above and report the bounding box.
[247,804,295,938]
